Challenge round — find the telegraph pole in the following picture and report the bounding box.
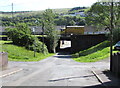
[12,3,13,18]
[110,0,113,71]
[42,22,45,54]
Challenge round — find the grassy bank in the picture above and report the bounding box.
[1,40,54,62]
[72,41,118,62]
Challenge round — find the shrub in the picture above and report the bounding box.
[26,37,48,54]
[6,27,33,46]
[5,23,48,54]
[72,53,79,58]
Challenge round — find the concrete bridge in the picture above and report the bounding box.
[1,33,106,54]
[57,34,107,53]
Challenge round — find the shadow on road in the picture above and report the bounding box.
[102,70,120,87]
[53,51,72,59]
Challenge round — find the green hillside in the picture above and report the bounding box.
[72,41,119,62]
[0,8,71,17]
[1,7,88,26]
[1,40,54,62]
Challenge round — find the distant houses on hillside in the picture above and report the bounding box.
[62,6,87,17]
[63,11,86,17]
[0,26,107,35]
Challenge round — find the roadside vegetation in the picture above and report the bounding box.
[72,41,119,62]
[5,23,48,54]
[1,9,59,61]
[1,40,54,62]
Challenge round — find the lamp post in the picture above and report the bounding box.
[32,27,36,57]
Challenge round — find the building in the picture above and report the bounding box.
[61,26,84,35]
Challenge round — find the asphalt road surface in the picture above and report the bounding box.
[2,52,110,87]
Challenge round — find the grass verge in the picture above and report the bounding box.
[72,41,119,62]
[1,40,54,62]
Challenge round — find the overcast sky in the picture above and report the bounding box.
[0,0,98,11]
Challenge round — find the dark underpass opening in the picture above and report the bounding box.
[59,40,71,52]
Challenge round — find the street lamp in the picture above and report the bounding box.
[32,27,36,57]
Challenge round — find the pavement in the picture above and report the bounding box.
[1,52,120,87]
[92,69,120,87]
[0,67,22,78]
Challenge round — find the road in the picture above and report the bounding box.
[2,52,110,87]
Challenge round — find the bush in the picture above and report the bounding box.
[72,53,79,58]
[26,37,48,54]
[6,27,33,46]
[5,23,48,54]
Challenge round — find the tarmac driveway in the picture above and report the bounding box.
[2,52,111,87]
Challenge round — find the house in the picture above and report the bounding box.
[0,26,62,35]
[61,26,84,35]
[60,25,107,35]
[0,25,107,36]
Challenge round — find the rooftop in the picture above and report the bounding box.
[66,26,85,28]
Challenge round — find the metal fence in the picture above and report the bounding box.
[111,52,120,78]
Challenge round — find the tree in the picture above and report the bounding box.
[6,23,33,46]
[107,27,120,43]
[85,2,120,29]
[42,9,60,53]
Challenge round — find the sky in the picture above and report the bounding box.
[0,0,98,12]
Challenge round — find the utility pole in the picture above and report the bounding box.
[12,3,13,18]
[110,0,113,71]
[42,22,45,54]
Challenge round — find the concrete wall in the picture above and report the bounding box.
[38,34,107,53]
[0,52,8,70]
[71,34,107,53]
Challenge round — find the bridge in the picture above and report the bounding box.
[1,33,106,54]
[58,34,107,53]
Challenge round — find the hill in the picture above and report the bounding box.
[68,7,89,13]
[0,7,89,17]
[0,8,71,17]
[1,7,88,26]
